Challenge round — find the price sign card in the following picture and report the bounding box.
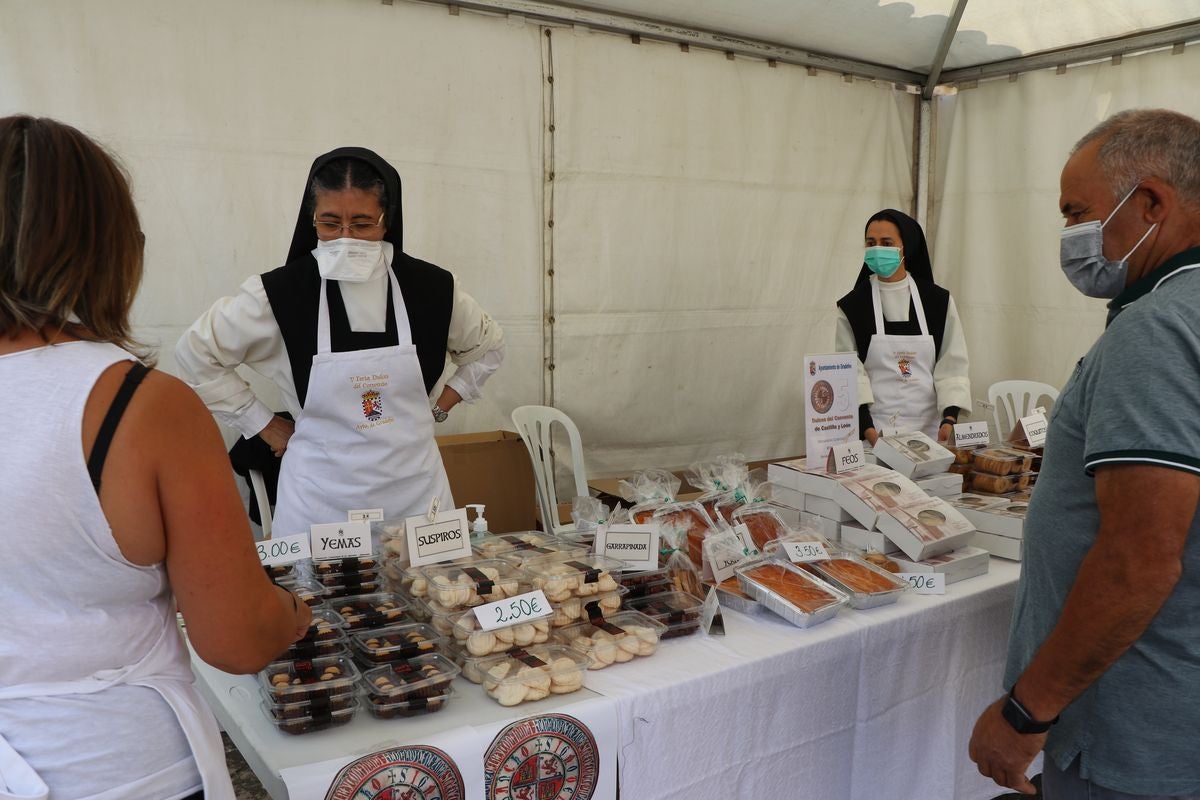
[700,586,725,636]
[347,508,384,523]
[405,507,472,567]
[953,421,990,449]
[827,441,865,474]
[782,540,830,563]
[899,572,946,595]
[705,530,754,585]
[473,589,553,631]
[257,532,312,567]
[1015,408,1049,448]
[309,520,372,560]
[593,524,660,571]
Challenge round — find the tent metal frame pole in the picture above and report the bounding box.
[412,0,924,85]
[940,20,1200,85]
[922,0,967,100]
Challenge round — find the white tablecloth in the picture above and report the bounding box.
[194,560,1022,799]
[584,560,1023,799]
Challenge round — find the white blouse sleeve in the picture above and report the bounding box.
[834,308,874,406]
[441,278,505,402]
[173,275,285,439]
[934,295,972,414]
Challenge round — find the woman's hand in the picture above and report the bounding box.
[938,421,955,443]
[259,415,295,457]
[864,427,880,446]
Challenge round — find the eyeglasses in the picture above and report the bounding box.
[312,213,385,238]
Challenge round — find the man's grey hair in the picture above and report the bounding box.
[1072,108,1200,207]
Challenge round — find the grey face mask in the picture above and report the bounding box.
[1059,183,1156,299]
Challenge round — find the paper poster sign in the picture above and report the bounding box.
[804,353,859,468]
[405,507,472,567]
[899,572,946,595]
[1015,407,1049,448]
[782,540,831,563]
[257,531,311,567]
[593,524,660,571]
[828,440,866,474]
[309,520,372,560]
[347,507,384,523]
[954,421,990,448]
[473,589,553,631]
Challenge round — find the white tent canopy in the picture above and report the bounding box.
[3,0,1199,481]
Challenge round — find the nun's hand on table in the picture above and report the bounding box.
[259,415,295,457]
[864,427,880,446]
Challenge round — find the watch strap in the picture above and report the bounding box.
[1001,689,1058,734]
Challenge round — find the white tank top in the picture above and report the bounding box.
[0,341,203,800]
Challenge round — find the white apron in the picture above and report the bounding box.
[272,269,454,535]
[0,608,231,800]
[863,276,940,439]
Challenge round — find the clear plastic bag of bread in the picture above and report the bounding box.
[619,468,681,524]
[571,496,610,534]
[716,466,771,525]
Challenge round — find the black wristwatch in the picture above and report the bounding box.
[1001,689,1058,734]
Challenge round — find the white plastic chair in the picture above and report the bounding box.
[511,406,589,535]
[249,469,273,540]
[987,380,1060,441]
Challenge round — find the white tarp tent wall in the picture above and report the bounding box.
[3,0,1200,481]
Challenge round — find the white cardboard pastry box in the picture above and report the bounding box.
[971,530,1023,561]
[874,496,977,562]
[948,494,1027,539]
[872,432,955,479]
[769,484,806,512]
[804,494,855,523]
[839,523,900,555]
[915,472,966,498]
[889,545,991,584]
[767,458,839,499]
[831,464,929,530]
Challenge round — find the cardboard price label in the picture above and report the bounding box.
[257,532,311,567]
[594,524,660,571]
[405,508,472,567]
[782,540,830,563]
[827,441,866,474]
[899,572,946,595]
[473,589,553,631]
[1016,407,1049,448]
[701,586,725,636]
[705,530,754,584]
[309,520,372,560]
[953,421,990,449]
[347,508,384,523]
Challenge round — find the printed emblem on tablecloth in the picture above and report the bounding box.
[324,746,464,800]
[484,714,599,800]
[361,389,383,421]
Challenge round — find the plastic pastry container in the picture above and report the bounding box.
[803,554,908,610]
[318,573,383,596]
[623,591,704,639]
[478,645,589,706]
[548,588,626,628]
[360,653,460,718]
[555,611,666,669]
[492,542,590,569]
[731,504,791,550]
[473,532,561,560]
[262,696,359,735]
[968,471,1035,495]
[452,609,552,657]
[970,447,1035,476]
[620,567,673,599]
[264,563,294,581]
[259,655,361,704]
[422,559,524,609]
[523,555,623,603]
[736,560,848,628]
[278,577,326,608]
[311,556,380,578]
[328,592,409,632]
[947,445,979,466]
[349,622,445,664]
[279,609,349,660]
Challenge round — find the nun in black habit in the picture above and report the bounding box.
[833,209,971,444]
[176,147,504,534]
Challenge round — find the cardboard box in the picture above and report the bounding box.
[767,458,839,499]
[948,494,1026,539]
[971,530,1023,561]
[889,545,991,584]
[915,472,965,498]
[806,512,842,541]
[873,432,955,478]
[830,464,927,530]
[873,497,977,562]
[804,495,854,522]
[840,523,900,554]
[769,484,806,512]
[436,430,536,534]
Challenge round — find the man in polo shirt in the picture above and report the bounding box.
[970,108,1200,799]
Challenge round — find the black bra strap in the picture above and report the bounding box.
[88,361,150,492]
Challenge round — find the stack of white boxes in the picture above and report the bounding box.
[947,494,1028,560]
[767,432,989,584]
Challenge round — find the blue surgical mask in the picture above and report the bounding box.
[1059,183,1156,299]
[864,246,903,278]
